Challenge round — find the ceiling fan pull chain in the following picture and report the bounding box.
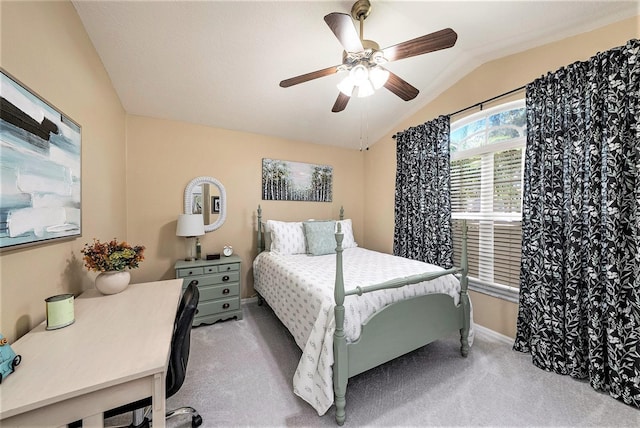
[365,97,370,150]
[358,98,371,152]
[359,104,364,151]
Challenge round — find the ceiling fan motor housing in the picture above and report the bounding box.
[341,40,384,67]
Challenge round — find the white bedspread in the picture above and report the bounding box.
[253,247,470,416]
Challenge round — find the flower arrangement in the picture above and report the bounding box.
[81,239,145,272]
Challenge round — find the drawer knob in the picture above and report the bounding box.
[188,271,193,275]
[222,288,230,295]
[225,266,231,271]
[190,280,199,286]
[222,275,229,282]
[222,303,230,309]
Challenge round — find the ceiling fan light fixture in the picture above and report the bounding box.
[339,63,387,98]
[349,64,369,84]
[337,76,356,96]
[369,66,389,89]
[355,79,375,98]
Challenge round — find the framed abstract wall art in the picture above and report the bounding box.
[0,69,82,251]
[262,158,333,202]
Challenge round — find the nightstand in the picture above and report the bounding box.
[174,255,242,326]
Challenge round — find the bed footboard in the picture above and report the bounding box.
[332,222,470,425]
[347,293,465,376]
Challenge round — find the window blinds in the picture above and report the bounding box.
[451,148,523,289]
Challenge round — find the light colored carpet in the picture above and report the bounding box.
[116,301,639,427]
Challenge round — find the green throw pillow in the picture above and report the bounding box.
[303,221,337,256]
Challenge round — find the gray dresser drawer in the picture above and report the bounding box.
[218,263,239,273]
[197,296,240,317]
[176,267,204,278]
[182,271,239,288]
[177,264,219,278]
[193,282,239,301]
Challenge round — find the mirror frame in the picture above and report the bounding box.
[184,176,227,232]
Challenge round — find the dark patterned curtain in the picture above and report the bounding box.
[393,115,453,268]
[514,39,640,408]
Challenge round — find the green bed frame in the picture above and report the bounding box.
[256,206,470,425]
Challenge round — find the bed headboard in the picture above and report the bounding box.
[256,205,344,253]
[257,205,265,253]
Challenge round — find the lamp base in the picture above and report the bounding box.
[184,236,197,262]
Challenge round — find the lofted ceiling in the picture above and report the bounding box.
[72,1,639,150]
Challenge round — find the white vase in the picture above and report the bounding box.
[95,271,131,295]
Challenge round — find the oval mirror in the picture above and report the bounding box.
[184,176,227,232]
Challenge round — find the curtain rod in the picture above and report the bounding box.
[392,84,526,139]
[449,84,526,117]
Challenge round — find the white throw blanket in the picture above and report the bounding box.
[253,247,473,415]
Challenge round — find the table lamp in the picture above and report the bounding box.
[176,214,205,261]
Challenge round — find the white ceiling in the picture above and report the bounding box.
[72,1,639,150]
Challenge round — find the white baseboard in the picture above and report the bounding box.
[474,324,515,346]
[241,296,259,305]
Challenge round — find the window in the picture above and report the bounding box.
[450,100,525,301]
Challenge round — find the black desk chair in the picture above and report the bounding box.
[70,282,202,428]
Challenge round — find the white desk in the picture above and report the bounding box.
[0,279,183,428]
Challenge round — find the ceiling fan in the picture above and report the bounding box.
[279,0,458,113]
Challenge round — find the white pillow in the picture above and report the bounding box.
[267,220,306,255]
[336,219,358,249]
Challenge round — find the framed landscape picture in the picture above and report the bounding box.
[0,69,82,251]
[262,158,333,202]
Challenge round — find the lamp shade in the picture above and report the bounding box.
[176,214,205,237]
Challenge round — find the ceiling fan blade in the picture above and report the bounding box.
[382,28,457,62]
[280,65,341,88]
[332,92,350,113]
[324,12,364,53]
[384,71,419,101]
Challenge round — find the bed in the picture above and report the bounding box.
[252,206,472,425]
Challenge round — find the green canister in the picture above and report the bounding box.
[45,294,75,330]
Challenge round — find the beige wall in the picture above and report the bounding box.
[1,1,637,345]
[125,115,365,295]
[363,15,640,338]
[0,1,128,342]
